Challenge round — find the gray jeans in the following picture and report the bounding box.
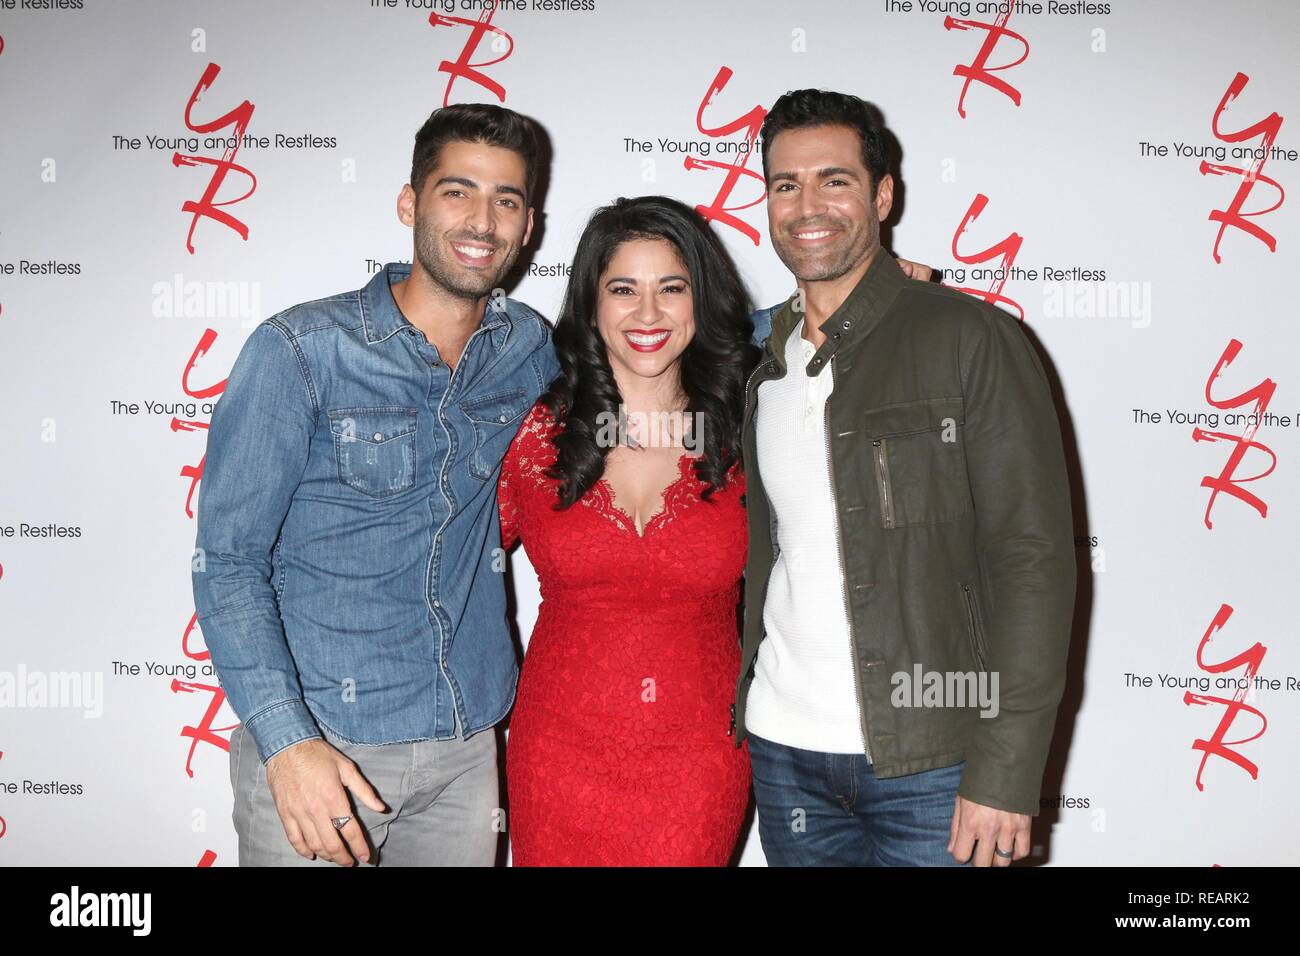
[229,718,500,866]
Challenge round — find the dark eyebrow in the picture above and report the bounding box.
[603,274,692,285]
[768,166,861,184]
[433,175,526,199]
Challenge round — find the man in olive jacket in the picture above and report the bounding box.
[733,89,1076,867]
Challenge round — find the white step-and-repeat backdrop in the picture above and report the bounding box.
[0,0,1295,865]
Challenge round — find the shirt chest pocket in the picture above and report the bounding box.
[861,397,970,529]
[327,406,418,499]
[459,388,531,481]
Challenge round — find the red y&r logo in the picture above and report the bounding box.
[172,63,257,254]
[429,1,513,106]
[944,7,1029,119]
[177,329,228,519]
[685,67,766,245]
[171,613,238,778]
[1199,72,1285,263]
[1182,603,1268,791]
[175,333,238,777]
[946,193,1025,320]
[1191,339,1277,529]
[171,673,237,779]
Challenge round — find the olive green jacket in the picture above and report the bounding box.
[732,250,1076,817]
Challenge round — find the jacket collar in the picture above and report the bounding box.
[361,261,511,351]
[765,247,906,376]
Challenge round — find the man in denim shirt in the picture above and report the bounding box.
[192,104,558,866]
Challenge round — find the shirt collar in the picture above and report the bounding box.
[790,317,816,361]
[766,248,906,375]
[361,261,512,351]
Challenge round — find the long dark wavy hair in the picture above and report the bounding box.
[541,195,756,509]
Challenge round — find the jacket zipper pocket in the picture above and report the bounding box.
[872,439,895,529]
[961,583,988,671]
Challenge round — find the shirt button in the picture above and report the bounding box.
[498,414,506,423]
[373,432,383,441]
[433,600,441,608]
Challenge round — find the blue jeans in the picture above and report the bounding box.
[748,732,970,867]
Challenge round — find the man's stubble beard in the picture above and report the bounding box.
[772,211,880,284]
[412,214,520,302]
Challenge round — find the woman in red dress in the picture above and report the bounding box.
[499,196,755,865]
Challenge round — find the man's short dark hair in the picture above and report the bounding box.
[410,103,542,205]
[759,89,889,196]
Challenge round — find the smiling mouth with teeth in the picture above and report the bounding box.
[793,229,836,241]
[624,329,672,352]
[452,242,495,259]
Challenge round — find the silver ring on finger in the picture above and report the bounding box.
[330,815,352,830]
[994,846,1013,859]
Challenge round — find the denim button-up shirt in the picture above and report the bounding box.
[192,262,560,763]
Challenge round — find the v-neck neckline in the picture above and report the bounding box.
[594,451,694,539]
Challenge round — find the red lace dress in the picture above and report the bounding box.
[498,400,751,866]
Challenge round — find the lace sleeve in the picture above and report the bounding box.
[498,424,523,552]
